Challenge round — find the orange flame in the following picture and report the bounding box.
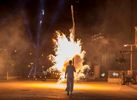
[48,31,90,82]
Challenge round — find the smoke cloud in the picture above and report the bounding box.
[0,12,30,78]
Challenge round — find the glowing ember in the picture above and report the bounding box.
[48,31,90,82]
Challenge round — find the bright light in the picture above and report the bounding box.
[42,9,44,15]
[124,44,128,47]
[101,73,106,77]
[40,20,42,24]
[49,31,84,71]
[30,62,34,65]
[112,72,119,77]
[48,31,90,82]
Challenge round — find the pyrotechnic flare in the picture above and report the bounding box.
[70,5,75,39]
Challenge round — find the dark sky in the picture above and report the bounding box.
[1,0,137,37]
[0,0,106,35]
[1,0,137,69]
[1,0,137,54]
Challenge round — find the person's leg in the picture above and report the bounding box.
[70,78,74,95]
[66,79,68,91]
[67,78,70,95]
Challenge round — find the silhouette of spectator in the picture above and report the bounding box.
[65,60,76,95]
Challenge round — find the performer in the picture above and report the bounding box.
[65,60,76,95]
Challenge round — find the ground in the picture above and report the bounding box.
[0,80,137,100]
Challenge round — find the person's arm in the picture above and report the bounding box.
[65,67,68,78]
[73,66,76,72]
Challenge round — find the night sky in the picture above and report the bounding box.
[0,0,137,76]
[0,0,137,42]
[0,0,106,37]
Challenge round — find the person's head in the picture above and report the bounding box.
[69,60,72,65]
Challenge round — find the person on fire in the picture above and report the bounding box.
[65,60,76,95]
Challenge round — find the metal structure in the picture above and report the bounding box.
[124,44,136,71]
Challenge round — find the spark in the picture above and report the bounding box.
[40,20,42,24]
[42,9,45,15]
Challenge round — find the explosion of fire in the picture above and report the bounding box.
[48,31,90,83]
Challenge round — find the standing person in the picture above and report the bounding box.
[65,60,76,95]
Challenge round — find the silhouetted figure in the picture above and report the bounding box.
[121,71,126,85]
[65,60,76,95]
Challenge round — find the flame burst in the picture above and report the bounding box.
[48,30,90,82]
[48,5,90,82]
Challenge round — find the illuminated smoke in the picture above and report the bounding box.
[0,14,30,77]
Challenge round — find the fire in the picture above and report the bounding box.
[48,5,90,82]
[48,30,90,82]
